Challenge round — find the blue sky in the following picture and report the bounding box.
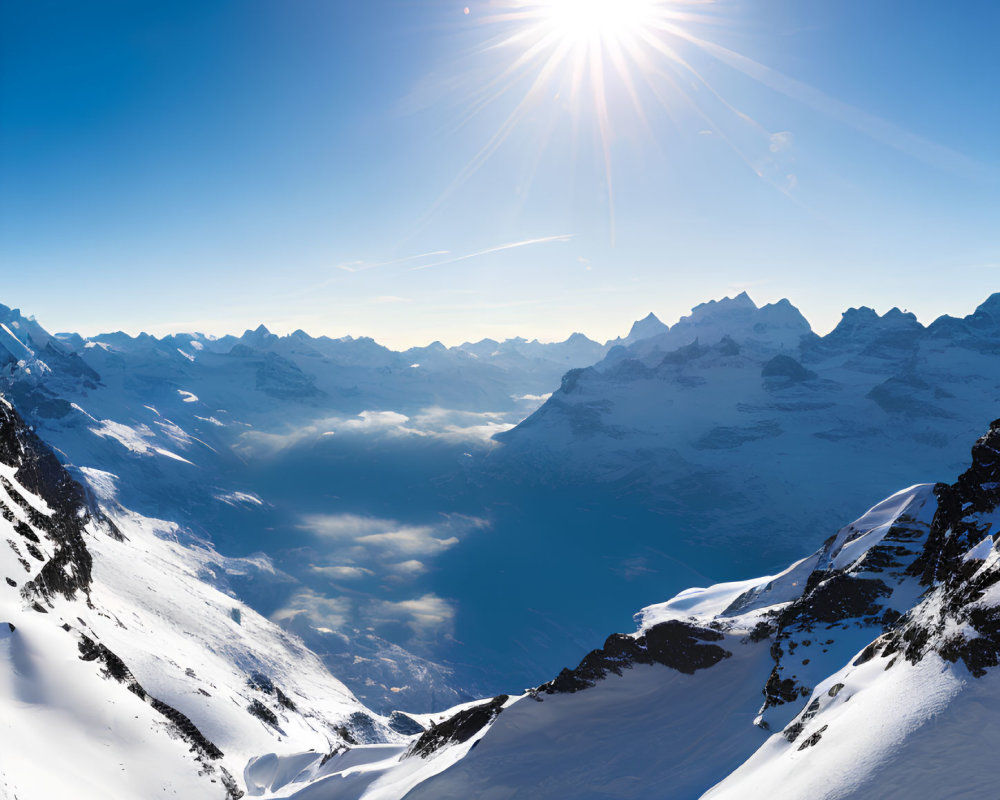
[1,0,997,347]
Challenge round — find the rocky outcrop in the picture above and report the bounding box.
[0,397,105,605]
[539,620,732,695]
[854,419,1000,677]
[408,695,509,758]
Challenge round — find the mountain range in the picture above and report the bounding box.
[7,357,1000,797]
[3,292,1000,719]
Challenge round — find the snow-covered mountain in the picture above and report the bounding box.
[0,395,403,800]
[9,293,1000,714]
[0,303,614,713]
[252,418,1000,799]
[491,291,1000,571]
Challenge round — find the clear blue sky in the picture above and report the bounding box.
[1,0,997,347]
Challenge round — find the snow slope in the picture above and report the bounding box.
[0,395,397,799]
[252,418,1000,799]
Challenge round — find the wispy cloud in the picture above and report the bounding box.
[371,594,456,638]
[310,565,375,580]
[235,406,523,457]
[272,588,456,642]
[409,234,573,272]
[298,512,487,568]
[337,250,449,273]
[272,588,352,631]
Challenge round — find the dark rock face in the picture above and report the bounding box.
[866,374,951,418]
[408,695,509,759]
[0,398,107,605]
[782,573,891,627]
[761,355,815,383]
[78,633,227,764]
[759,503,936,724]
[254,352,323,400]
[389,711,426,736]
[539,620,731,695]
[854,419,1000,679]
[247,699,280,728]
[796,724,828,750]
[245,670,297,710]
[658,340,708,367]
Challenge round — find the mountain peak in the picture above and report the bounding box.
[688,292,758,321]
[624,312,669,344]
[973,292,1000,320]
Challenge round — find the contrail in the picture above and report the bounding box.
[409,234,573,271]
[337,250,451,273]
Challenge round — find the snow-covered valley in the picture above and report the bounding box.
[7,293,1000,710]
[5,292,1000,798]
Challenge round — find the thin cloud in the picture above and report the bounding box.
[409,234,574,272]
[272,588,352,630]
[371,593,456,637]
[310,565,375,580]
[337,250,450,273]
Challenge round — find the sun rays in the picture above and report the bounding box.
[451,0,749,239]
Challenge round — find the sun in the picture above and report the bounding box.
[538,0,657,45]
[452,0,706,237]
[446,1,789,240]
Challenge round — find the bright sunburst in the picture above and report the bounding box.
[455,1,737,238]
[538,0,658,45]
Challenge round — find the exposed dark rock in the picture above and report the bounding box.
[318,746,348,767]
[219,767,245,800]
[78,633,224,760]
[275,687,297,711]
[247,699,279,727]
[0,398,121,605]
[540,620,731,695]
[764,670,808,708]
[389,710,426,736]
[867,374,951,418]
[344,711,384,745]
[745,620,776,643]
[658,340,708,366]
[853,420,1000,678]
[780,574,891,628]
[761,355,816,383]
[408,695,508,759]
[247,671,275,694]
[797,724,828,750]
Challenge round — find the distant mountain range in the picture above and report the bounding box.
[5,293,1000,797]
[4,293,1000,714]
[491,291,1000,568]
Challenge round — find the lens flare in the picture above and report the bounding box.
[448,1,744,239]
[539,0,657,44]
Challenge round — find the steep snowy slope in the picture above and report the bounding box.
[0,395,397,799]
[250,418,1000,799]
